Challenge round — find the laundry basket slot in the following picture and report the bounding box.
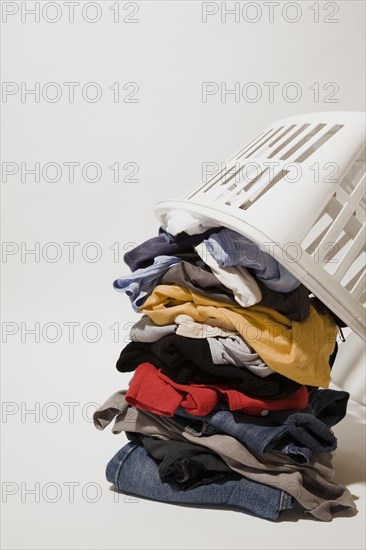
[154,112,366,340]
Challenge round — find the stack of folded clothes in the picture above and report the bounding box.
[94,222,357,521]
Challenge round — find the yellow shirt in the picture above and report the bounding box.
[141,284,338,387]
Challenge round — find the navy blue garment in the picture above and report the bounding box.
[270,388,349,426]
[124,226,223,272]
[106,442,293,520]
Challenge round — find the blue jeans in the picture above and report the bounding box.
[106,442,293,521]
[174,389,349,464]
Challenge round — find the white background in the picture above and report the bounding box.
[1,1,365,548]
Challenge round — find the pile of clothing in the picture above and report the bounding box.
[94,220,357,521]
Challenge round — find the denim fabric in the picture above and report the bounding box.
[106,442,294,520]
[210,410,336,461]
[174,387,349,464]
[113,255,181,311]
[174,408,334,464]
[204,229,300,292]
[94,393,357,521]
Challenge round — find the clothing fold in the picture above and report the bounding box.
[106,442,294,520]
[141,284,337,387]
[94,393,357,521]
[116,335,301,398]
[125,362,309,416]
[95,223,355,522]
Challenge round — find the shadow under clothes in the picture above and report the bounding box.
[331,398,366,486]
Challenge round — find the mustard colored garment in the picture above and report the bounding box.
[141,285,337,388]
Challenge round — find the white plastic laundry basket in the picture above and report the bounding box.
[154,111,366,340]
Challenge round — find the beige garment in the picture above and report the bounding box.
[175,314,237,339]
[129,314,237,343]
